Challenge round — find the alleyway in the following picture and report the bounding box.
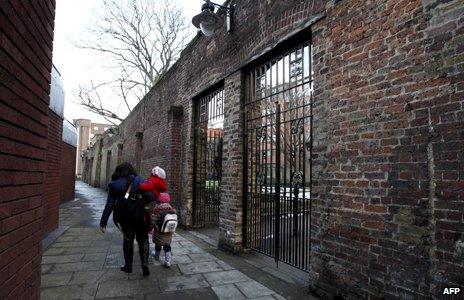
[40,181,313,299]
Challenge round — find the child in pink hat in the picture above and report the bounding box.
[151,192,176,267]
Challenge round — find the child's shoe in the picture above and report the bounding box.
[164,252,172,268]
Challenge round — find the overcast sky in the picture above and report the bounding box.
[53,0,204,124]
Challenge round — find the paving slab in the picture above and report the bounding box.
[99,296,144,300]
[211,284,246,300]
[82,252,108,262]
[42,254,84,264]
[215,260,235,271]
[99,268,131,283]
[204,270,249,286]
[41,272,73,288]
[144,287,218,300]
[56,235,77,242]
[95,279,159,298]
[43,247,67,256]
[62,246,109,254]
[129,265,182,280]
[171,254,193,264]
[41,283,98,300]
[159,274,210,292]
[41,264,53,274]
[52,241,93,248]
[188,252,217,262]
[49,261,104,273]
[235,281,275,298]
[174,245,205,255]
[68,270,105,285]
[178,261,224,275]
[104,252,125,268]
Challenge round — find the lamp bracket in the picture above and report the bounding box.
[204,0,232,11]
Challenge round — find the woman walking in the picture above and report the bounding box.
[99,162,151,276]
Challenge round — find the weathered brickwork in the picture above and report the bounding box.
[83,0,326,233]
[219,71,244,252]
[61,142,76,203]
[81,0,463,298]
[0,0,56,298]
[43,110,63,234]
[310,0,464,298]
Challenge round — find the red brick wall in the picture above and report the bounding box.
[98,0,327,226]
[61,142,76,203]
[79,0,463,297]
[310,0,464,298]
[0,0,56,299]
[43,110,62,235]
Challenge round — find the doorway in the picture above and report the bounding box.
[193,86,224,231]
[243,41,313,271]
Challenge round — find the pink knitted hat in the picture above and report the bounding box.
[158,193,170,203]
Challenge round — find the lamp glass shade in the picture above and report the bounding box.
[192,10,224,36]
[200,22,215,36]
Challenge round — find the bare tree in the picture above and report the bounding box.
[76,0,191,122]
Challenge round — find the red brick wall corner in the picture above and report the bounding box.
[0,0,56,299]
[61,142,76,203]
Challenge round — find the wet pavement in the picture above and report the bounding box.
[41,181,314,299]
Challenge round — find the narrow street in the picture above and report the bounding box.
[40,181,312,299]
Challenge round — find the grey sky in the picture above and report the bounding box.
[53,0,204,124]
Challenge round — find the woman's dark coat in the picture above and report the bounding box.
[100,175,143,227]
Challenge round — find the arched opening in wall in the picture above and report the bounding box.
[135,132,143,174]
[193,85,224,233]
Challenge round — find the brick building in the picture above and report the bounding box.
[82,0,464,298]
[61,119,78,203]
[0,1,79,297]
[1,0,57,298]
[73,119,113,178]
[43,65,65,235]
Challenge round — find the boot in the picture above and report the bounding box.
[122,234,133,273]
[152,250,161,261]
[120,265,132,273]
[142,265,150,277]
[164,251,172,268]
[138,237,150,276]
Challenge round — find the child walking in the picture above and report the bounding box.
[151,192,176,267]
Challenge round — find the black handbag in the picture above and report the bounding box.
[113,179,144,226]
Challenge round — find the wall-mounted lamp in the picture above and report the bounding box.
[107,127,118,138]
[192,0,234,36]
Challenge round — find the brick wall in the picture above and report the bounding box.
[83,0,326,229]
[219,71,244,252]
[43,110,62,234]
[61,142,76,203]
[310,0,464,298]
[80,0,463,297]
[0,0,56,298]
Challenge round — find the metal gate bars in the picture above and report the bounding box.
[193,87,224,227]
[244,42,313,271]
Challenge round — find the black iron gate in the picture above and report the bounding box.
[193,87,224,227]
[244,42,312,271]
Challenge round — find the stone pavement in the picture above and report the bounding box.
[41,181,313,299]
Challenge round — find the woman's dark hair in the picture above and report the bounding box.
[112,162,138,180]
